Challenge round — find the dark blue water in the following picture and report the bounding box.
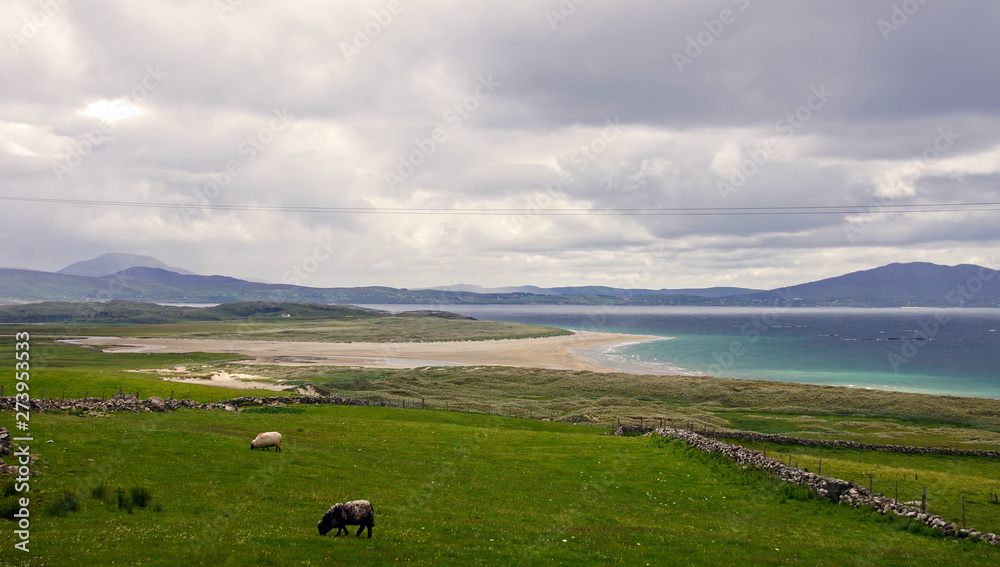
[360,305,1000,398]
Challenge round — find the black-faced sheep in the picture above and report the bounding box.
[250,431,281,451]
[317,500,374,538]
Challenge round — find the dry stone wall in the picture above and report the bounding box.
[0,393,406,415]
[650,426,999,546]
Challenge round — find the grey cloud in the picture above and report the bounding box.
[1,0,998,289]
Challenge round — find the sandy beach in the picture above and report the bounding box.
[64,331,656,372]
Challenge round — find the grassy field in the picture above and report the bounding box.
[219,363,1000,448]
[154,316,573,343]
[0,340,286,403]
[0,302,573,344]
[5,338,999,445]
[2,405,999,566]
[717,436,1000,537]
[14,317,571,344]
[3,330,1000,564]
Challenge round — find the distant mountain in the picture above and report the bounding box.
[427,284,762,298]
[1,261,997,307]
[58,253,196,277]
[748,262,1000,306]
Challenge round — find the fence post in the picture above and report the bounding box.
[894,479,898,505]
[868,474,872,493]
[818,458,822,475]
[62,389,65,401]
[921,487,927,513]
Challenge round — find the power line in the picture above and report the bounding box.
[1,195,999,216]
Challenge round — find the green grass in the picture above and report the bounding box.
[715,411,1000,449]
[721,438,1000,535]
[2,406,999,565]
[86,317,572,343]
[0,340,290,403]
[0,305,572,343]
[237,364,1000,445]
[4,327,1000,563]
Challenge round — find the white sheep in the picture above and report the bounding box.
[250,431,282,451]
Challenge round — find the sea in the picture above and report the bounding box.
[358,304,1000,399]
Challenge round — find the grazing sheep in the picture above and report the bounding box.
[317,500,374,538]
[250,431,282,451]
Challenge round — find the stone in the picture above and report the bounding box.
[0,427,10,456]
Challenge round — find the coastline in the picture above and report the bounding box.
[62,331,659,372]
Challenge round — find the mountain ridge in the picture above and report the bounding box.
[1,261,997,307]
[425,284,762,298]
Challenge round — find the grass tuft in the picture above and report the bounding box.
[117,486,133,513]
[0,497,17,520]
[47,491,79,517]
[130,487,153,508]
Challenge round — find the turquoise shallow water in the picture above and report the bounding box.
[360,305,1000,399]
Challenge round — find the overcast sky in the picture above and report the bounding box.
[1,1,998,290]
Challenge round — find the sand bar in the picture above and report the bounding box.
[63,331,658,372]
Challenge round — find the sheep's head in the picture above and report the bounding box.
[317,511,335,536]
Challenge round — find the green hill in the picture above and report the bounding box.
[3,405,997,565]
[0,300,384,324]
